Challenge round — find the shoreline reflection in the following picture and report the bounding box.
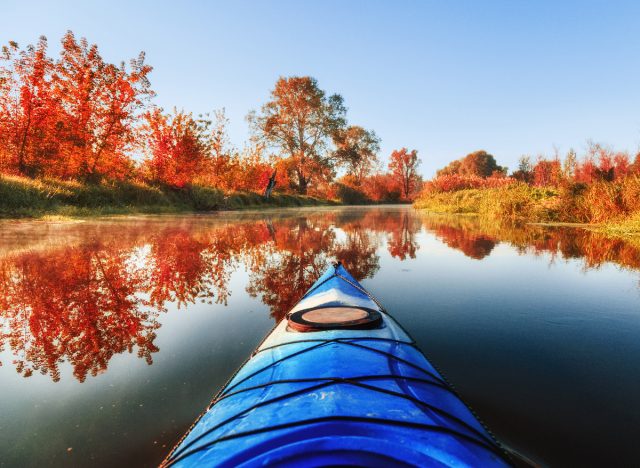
[1,209,638,382]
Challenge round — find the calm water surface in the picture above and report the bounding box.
[1,206,639,467]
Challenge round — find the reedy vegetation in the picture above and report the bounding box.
[416,146,640,235]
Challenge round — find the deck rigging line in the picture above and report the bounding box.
[221,337,448,398]
[167,338,501,464]
[165,415,511,467]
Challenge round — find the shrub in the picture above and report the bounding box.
[620,176,640,211]
[188,185,225,210]
[423,174,516,194]
[334,183,370,204]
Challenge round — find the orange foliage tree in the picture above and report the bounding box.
[382,210,421,260]
[0,37,60,177]
[388,148,422,200]
[362,173,402,202]
[431,223,497,260]
[200,108,273,191]
[249,76,346,194]
[532,158,562,187]
[224,142,274,192]
[2,36,433,201]
[423,173,515,193]
[207,108,234,187]
[4,209,640,383]
[53,31,152,181]
[0,32,153,181]
[142,108,210,188]
[437,150,504,178]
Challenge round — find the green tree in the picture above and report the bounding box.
[511,155,533,183]
[563,148,577,180]
[332,125,380,183]
[518,155,532,173]
[248,76,346,194]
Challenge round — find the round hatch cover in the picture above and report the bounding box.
[288,306,382,332]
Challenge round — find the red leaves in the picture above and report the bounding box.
[532,159,562,187]
[429,145,639,195]
[388,148,422,200]
[424,173,515,193]
[0,37,59,177]
[333,173,403,203]
[0,39,415,197]
[0,32,152,181]
[142,109,207,189]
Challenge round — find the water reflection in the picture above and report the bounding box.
[421,214,640,269]
[1,209,639,384]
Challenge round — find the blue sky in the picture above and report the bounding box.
[2,0,639,176]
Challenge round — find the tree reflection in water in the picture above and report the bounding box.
[0,243,159,382]
[417,213,640,270]
[0,209,639,382]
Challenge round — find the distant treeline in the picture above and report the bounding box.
[0,32,421,204]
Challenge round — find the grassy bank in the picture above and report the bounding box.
[414,180,640,237]
[600,212,640,238]
[414,184,562,220]
[0,175,335,219]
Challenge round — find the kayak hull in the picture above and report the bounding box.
[164,264,509,467]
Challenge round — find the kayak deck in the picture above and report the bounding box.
[164,263,510,467]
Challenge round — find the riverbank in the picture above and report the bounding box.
[0,174,335,219]
[414,181,640,238]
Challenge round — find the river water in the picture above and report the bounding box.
[0,206,638,467]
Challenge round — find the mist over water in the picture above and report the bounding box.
[1,206,638,467]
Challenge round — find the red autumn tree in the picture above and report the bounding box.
[142,108,209,188]
[386,211,421,260]
[203,108,239,189]
[0,37,60,177]
[511,156,534,183]
[532,158,562,186]
[221,141,273,192]
[613,152,630,179]
[362,173,402,202]
[388,148,422,199]
[432,224,497,260]
[630,153,640,174]
[54,31,153,181]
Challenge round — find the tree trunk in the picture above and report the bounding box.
[264,170,277,199]
[297,170,308,195]
[17,109,32,176]
[299,178,308,195]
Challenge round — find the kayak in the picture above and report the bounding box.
[163,263,511,467]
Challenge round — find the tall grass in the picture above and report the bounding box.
[0,174,333,218]
[414,183,559,220]
[415,177,640,234]
[600,212,640,238]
